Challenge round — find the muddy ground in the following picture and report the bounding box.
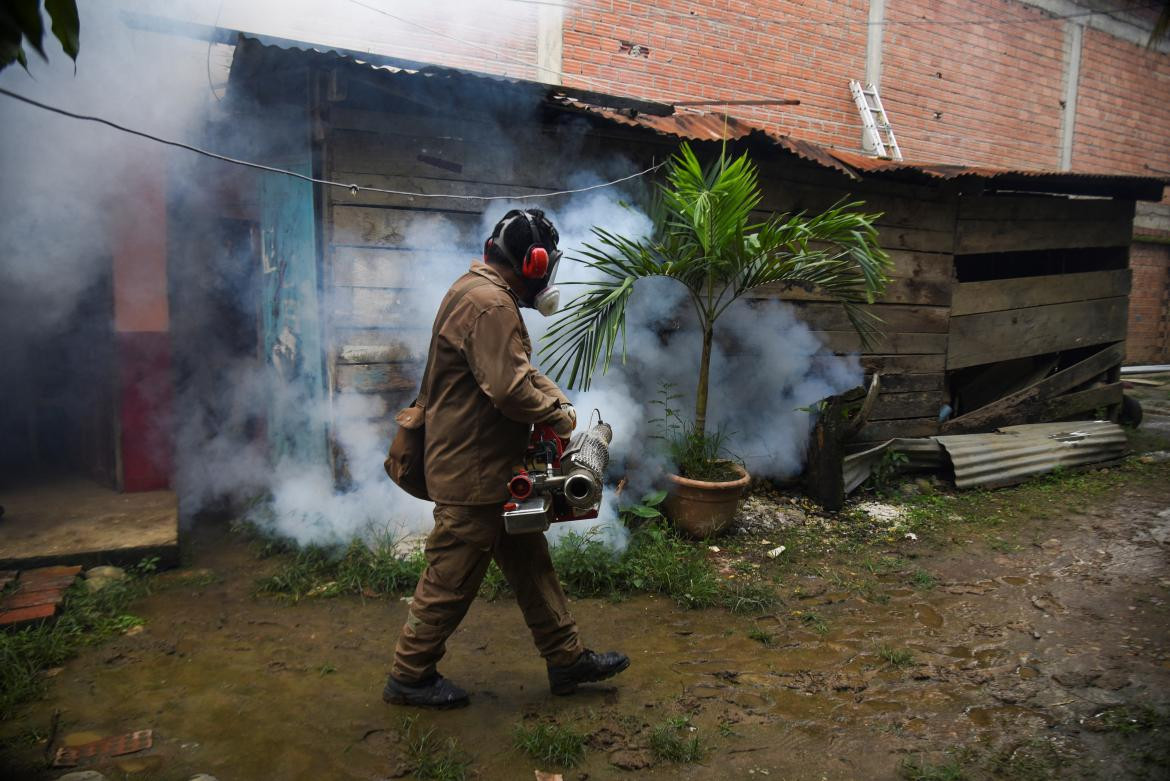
[3,452,1170,779]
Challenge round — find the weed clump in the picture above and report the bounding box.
[256,532,425,601]
[0,565,151,720]
[721,579,778,614]
[878,645,915,668]
[512,721,586,767]
[649,717,705,763]
[252,517,777,614]
[899,755,967,780]
[398,716,470,781]
[747,626,775,647]
[550,524,731,609]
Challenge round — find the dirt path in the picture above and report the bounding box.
[3,469,1169,780]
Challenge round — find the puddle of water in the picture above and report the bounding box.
[884,587,916,598]
[1000,576,1029,585]
[913,603,944,629]
[964,705,1051,729]
[851,698,908,715]
[769,688,837,721]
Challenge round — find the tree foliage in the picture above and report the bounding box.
[1,0,79,72]
[540,142,892,435]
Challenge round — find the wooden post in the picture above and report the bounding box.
[804,379,880,510]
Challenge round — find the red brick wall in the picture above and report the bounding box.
[1127,241,1170,364]
[880,0,1066,169]
[561,0,869,148]
[558,1,1168,179]
[1073,27,1170,178]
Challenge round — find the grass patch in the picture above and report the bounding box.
[878,645,915,668]
[720,579,778,614]
[899,756,967,781]
[399,715,470,781]
[799,611,829,635]
[649,718,704,763]
[0,569,150,720]
[747,626,775,647]
[255,531,425,601]
[910,569,936,590]
[551,524,729,609]
[982,739,1070,781]
[1097,704,1170,735]
[512,721,586,767]
[478,561,510,600]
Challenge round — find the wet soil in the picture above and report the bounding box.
[4,469,1170,780]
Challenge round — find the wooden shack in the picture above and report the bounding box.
[224,36,1165,474]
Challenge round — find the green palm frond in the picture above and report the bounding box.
[540,142,893,390]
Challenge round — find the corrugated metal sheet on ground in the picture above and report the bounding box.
[843,438,945,494]
[934,420,1127,490]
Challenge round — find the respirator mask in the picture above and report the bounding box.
[487,209,563,317]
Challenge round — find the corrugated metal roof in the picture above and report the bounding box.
[231,35,1167,199]
[827,148,1168,198]
[935,420,1127,490]
[554,99,860,179]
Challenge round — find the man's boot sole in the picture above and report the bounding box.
[550,656,631,696]
[382,689,470,709]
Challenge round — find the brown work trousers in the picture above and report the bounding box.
[391,503,583,683]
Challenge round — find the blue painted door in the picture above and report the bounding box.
[259,155,328,469]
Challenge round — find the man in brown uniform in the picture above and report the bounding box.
[384,209,629,708]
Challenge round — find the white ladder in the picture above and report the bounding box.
[850,80,902,161]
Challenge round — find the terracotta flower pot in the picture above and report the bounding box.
[663,462,751,539]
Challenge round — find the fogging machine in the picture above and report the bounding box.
[503,415,613,534]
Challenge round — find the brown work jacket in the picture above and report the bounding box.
[423,262,571,506]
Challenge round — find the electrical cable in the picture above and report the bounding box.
[0,86,665,201]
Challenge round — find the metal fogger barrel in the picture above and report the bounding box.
[502,416,614,534]
[560,421,613,509]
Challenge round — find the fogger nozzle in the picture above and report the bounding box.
[559,421,613,509]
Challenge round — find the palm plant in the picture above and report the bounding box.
[541,143,892,440]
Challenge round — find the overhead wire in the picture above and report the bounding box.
[0,86,665,201]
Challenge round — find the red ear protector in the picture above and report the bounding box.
[488,210,558,280]
[518,210,549,279]
[523,245,549,279]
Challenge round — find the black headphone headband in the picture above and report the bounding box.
[492,209,558,266]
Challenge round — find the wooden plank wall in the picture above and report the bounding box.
[948,196,1135,372]
[321,101,668,435]
[318,89,1136,449]
[752,163,957,442]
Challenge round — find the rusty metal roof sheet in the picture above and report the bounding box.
[934,420,1127,490]
[554,98,859,178]
[231,35,1167,199]
[827,148,1167,198]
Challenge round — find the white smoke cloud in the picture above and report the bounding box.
[1,0,860,555]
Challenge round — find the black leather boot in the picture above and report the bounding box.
[547,649,630,695]
[382,673,470,708]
